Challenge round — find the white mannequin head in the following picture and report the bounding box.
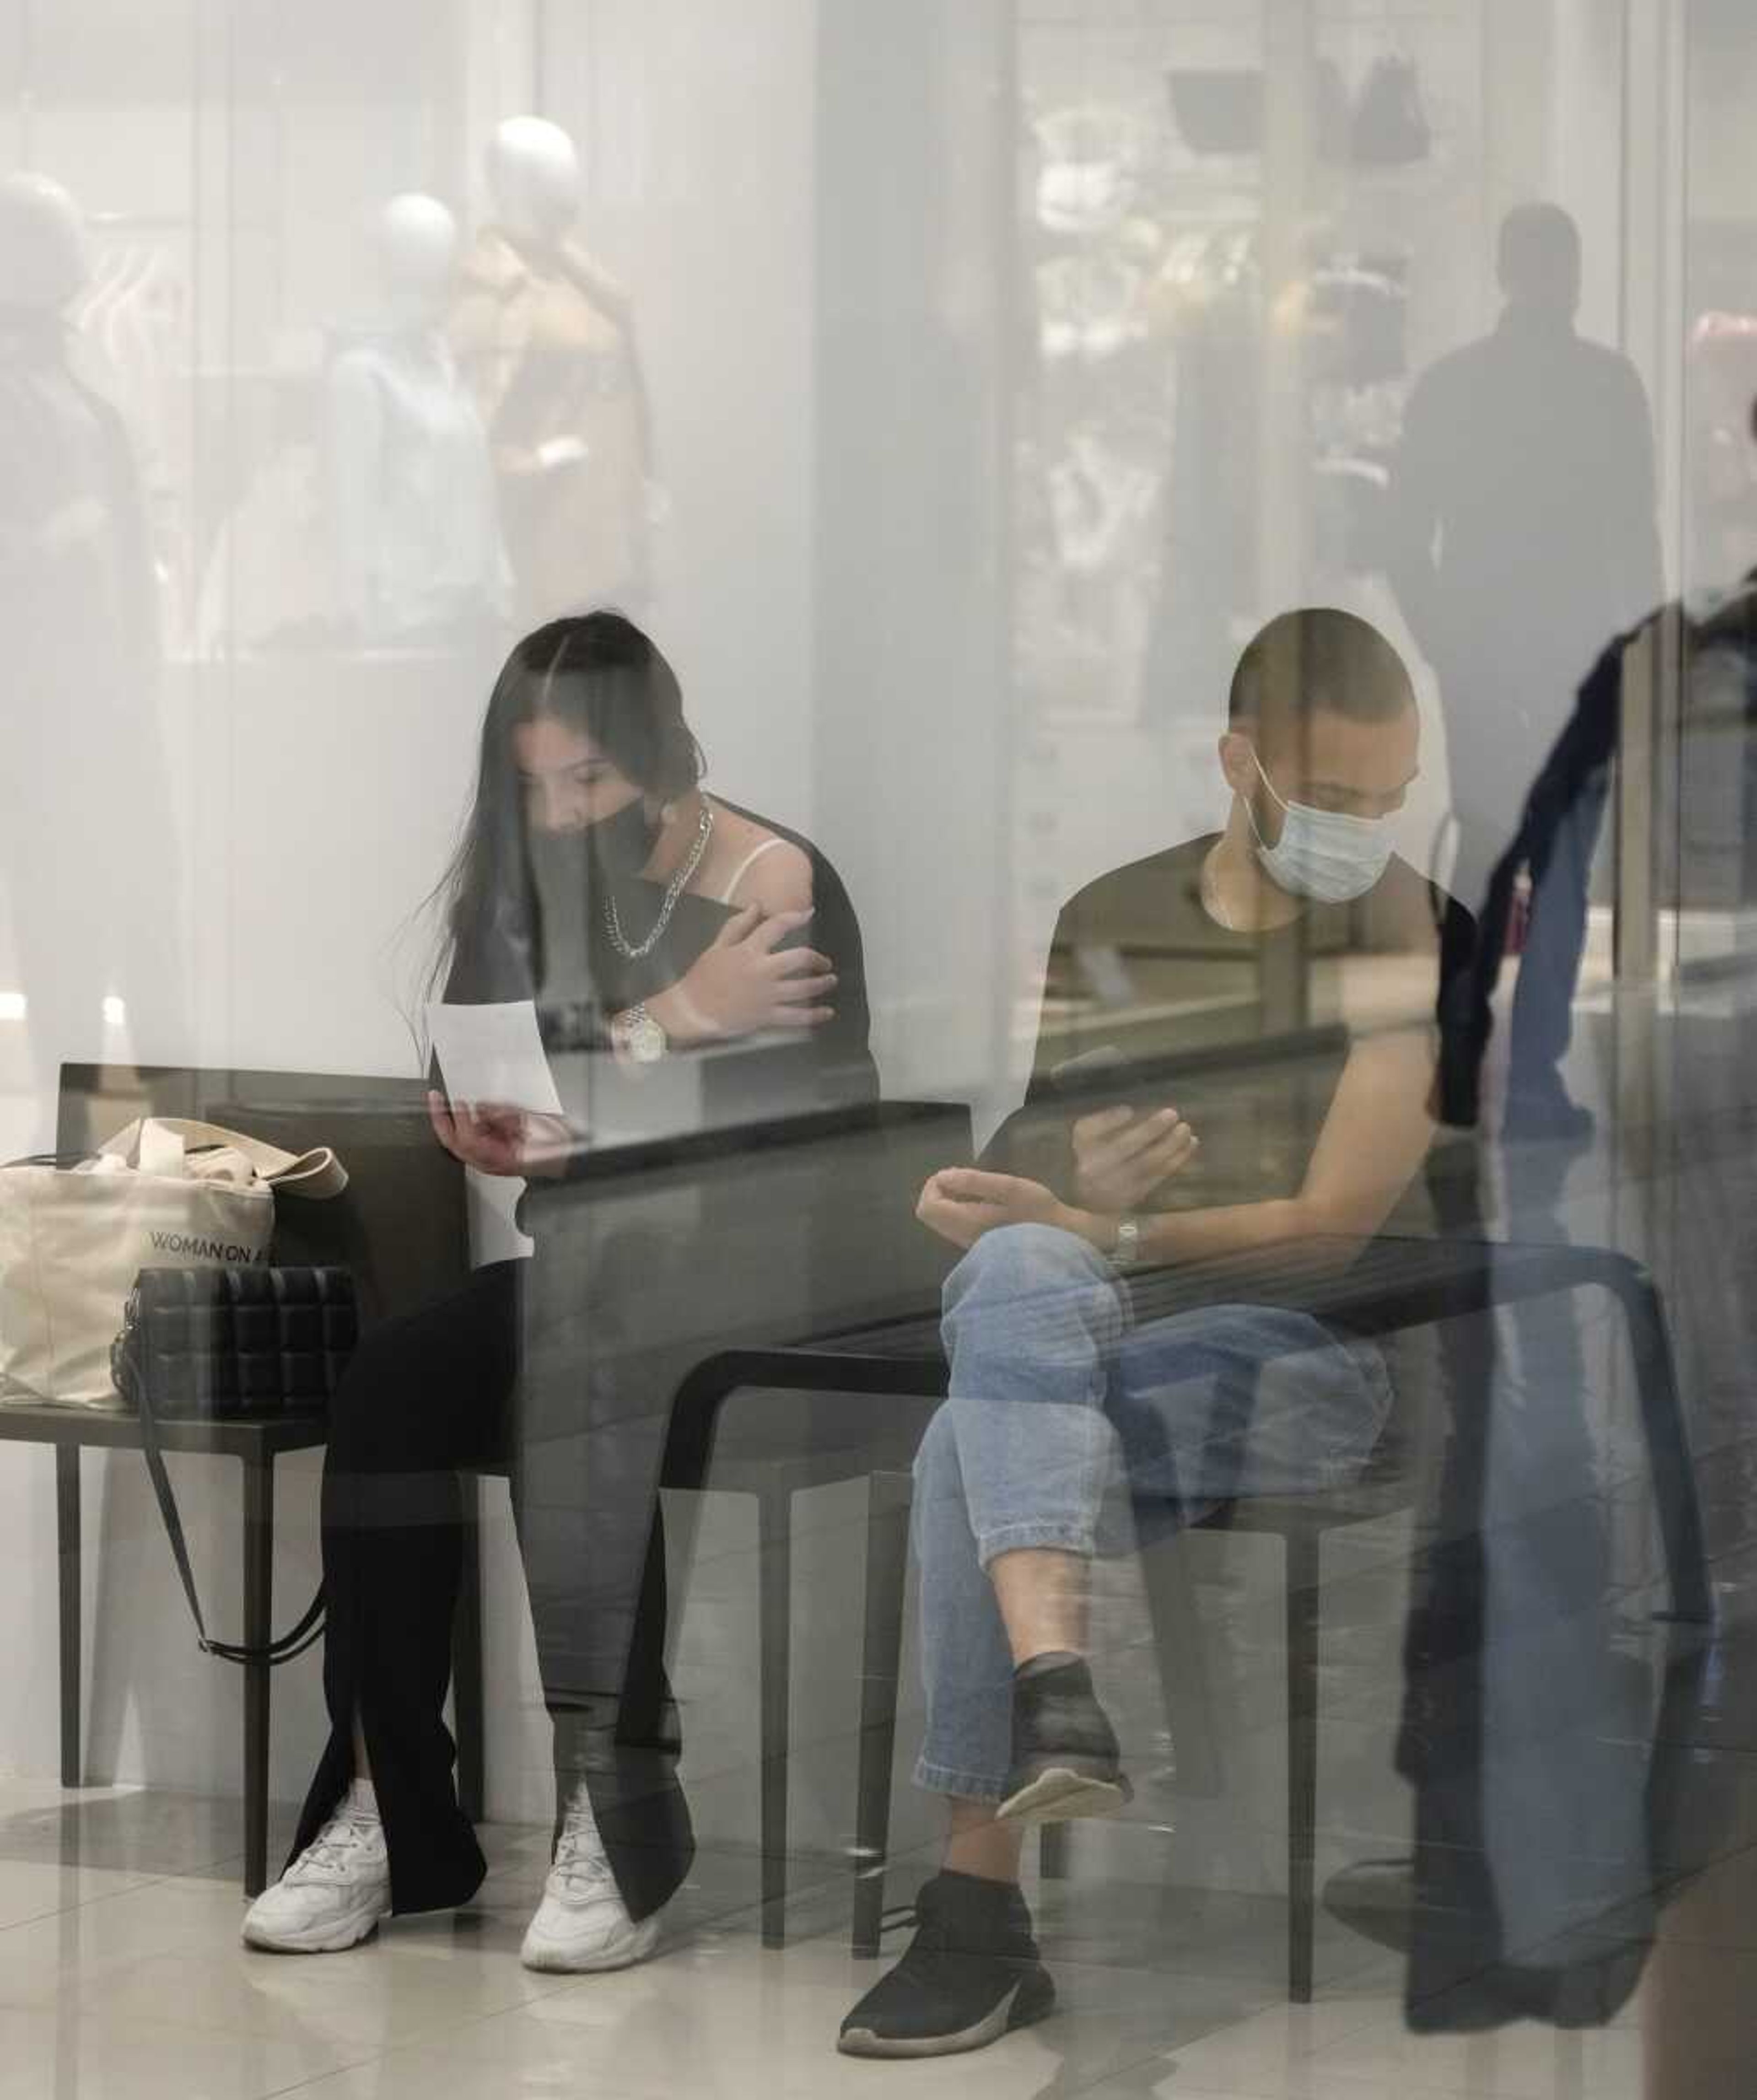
[372,192,458,328]
[0,172,91,312]
[1033,107,1141,237]
[485,116,582,245]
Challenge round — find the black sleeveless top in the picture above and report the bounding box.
[442,801,879,1174]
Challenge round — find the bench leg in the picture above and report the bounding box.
[453,1475,486,1824]
[1617,1276,1714,1626]
[1141,1525,1224,1797]
[243,1455,274,1899]
[1286,1526,1321,2004]
[759,1486,792,1949]
[56,1446,81,1788]
[852,1471,911,1958]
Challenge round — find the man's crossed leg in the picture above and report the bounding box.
[839,1222,1389,2060]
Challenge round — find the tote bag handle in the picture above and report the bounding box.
[99,1117,348,1201]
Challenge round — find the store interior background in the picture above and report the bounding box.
[0,0,1747,1909]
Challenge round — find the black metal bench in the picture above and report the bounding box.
[27,1068,962,1900]
[635,1229,1711,1998]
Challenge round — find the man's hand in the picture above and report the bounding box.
[916,1168,1104,1253]
[427,1091,575,1179]
[1072,1105,1198,1214]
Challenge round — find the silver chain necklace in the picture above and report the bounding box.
[603,798,716,960]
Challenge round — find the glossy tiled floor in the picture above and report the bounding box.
[0,1774,1680,2100]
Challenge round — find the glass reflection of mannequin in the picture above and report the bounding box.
[327,194,510,650]
[451,118,655,627]
[1024,107,1168,725]
[0,172,184,1134]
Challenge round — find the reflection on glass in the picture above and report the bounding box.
[1388,203,1662,1139]
[0,169,186,1120]
[4,9,1757,2097]
[451,117,657,630]
[325,194,509,652]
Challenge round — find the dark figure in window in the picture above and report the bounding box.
[1386,203,1662,1137]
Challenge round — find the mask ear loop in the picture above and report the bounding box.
[1244,747,1289,854]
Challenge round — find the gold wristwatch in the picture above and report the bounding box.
[611,1003,668,1066]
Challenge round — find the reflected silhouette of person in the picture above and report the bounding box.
[840,609,1470,2061]
[242,614,874,1972]
[0,172,188,1125]
[1439,388,1757,1131]
[1387,203,1661,1136]
[1380,412,1757,2039]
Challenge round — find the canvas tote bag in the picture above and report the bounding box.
[0,1116,347,1410]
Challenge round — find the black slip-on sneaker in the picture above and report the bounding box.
[995,1651,1132,1828]
[837,1871,1055,2059]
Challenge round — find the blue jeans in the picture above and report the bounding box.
[912,1224,1393,1801]
[1509,765,1608,1090]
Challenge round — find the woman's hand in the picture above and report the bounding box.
[660,905,837,1044]
[1071,1106,1198,1215]
[427,1092,574,1179]
[916,1168,1105,1253]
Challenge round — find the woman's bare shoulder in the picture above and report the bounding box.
[705,800,815,911]
[732,836,814,914]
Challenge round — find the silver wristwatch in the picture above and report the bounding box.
[1110,1216,1143,1270]
[612,1003,668,1066]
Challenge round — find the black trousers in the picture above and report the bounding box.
[286,1259,694,1923]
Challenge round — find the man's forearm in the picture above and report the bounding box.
[1061,1195,1315,1266]
[1133,1196,1314,1267]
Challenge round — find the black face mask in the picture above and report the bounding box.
[527,795,661,891]
[524,797,661,997]
[583,794,663,879]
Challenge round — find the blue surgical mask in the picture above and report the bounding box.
[1247,753,1395,904]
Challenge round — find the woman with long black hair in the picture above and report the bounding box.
[243,612,875,1970]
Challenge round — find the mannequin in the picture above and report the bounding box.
[327,194,510,646]
[0,172,184,1129]
[450,118,655,625]
[0,173,151,654]
[0,170,90,310]
[1023,108,1169,723]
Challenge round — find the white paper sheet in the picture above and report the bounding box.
[426,1000,566,1118]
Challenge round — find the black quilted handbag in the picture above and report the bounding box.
[112,1267,357,1666]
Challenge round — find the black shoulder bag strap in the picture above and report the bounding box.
[119,1355,327,1668]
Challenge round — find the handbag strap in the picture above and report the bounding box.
[119,1351,327,1668]
[100,1117,348,1201]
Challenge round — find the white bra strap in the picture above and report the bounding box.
[718,835,790,906]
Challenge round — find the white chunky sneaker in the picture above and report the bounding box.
[241,1779,391,1954]
[520,1783,663,1974]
